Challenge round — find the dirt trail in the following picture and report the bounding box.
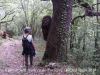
[0,39,24,75]
[0,39,68,75]
[0,39,47,75]
[0,39,41,75]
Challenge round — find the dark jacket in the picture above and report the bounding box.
[22,35,35,56]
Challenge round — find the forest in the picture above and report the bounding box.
[0,0,100,75]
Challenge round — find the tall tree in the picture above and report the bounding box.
[42,0,74,62]
[94,0,100,74]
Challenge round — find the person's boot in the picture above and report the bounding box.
[26,66,28,71]
[30,56,33,67]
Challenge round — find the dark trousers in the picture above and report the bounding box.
[25,54,33,66]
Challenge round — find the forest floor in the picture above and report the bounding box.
[0,38,72,75]
[0,37,95,75]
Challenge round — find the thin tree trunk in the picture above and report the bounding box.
[70,25,76,51]
[5,22,7,32]
[42,0,74,62]
[0,23,1,30]
[95,0,99,49]
[83,29,86,51]
[95,0,100,74]
[20,0,29,26]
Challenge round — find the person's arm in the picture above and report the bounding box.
[32,41,36,50]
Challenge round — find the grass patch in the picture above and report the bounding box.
[13,36,22,40]
[34,39,46,58]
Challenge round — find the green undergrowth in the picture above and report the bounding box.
[35,39,46,57]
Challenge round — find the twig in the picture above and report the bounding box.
[71,15,85,24]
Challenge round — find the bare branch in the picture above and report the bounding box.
[0,15,15,24]
[71,15,85,24]
[0,4,21,20]
[1,10,15,20]
[72,2,100,24]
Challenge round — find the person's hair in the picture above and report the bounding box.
[24,27,31,33]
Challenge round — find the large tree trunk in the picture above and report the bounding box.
[42,0,74,62]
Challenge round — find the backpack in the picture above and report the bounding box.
[22,35,30,49]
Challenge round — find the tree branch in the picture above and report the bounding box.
[0,15,15,24]
[1,11,15,20]
[0,4,20,20]
[72,2,100,24]
[71,15,85,24]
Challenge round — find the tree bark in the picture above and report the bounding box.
[95,0,100,74]
[0,23,1,30]
[95,0,99,50]
[42,0,74,62]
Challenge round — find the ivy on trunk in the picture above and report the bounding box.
[42,0,74,62]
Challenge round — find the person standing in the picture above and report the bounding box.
[22,27,36,71]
